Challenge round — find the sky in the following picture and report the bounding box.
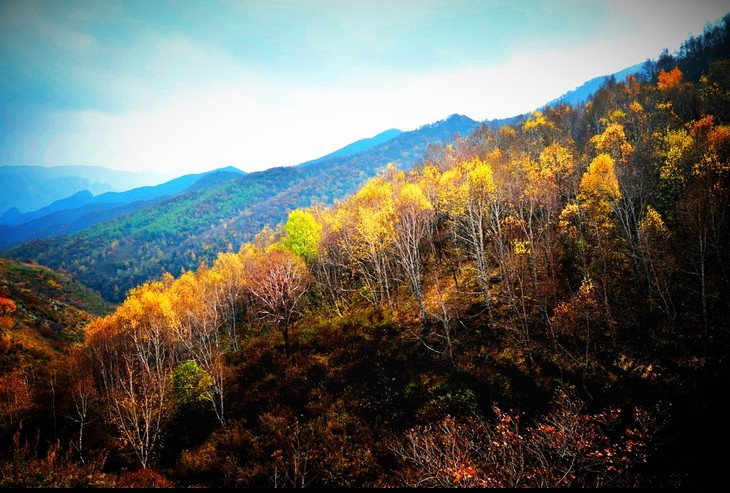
[1,0,729,177]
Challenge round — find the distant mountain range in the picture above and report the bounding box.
[0,165,177,215]
[0,113,476,254]
[0,167,246,250]
[1,63,643,302]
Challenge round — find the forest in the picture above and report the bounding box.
[0,14,729,488]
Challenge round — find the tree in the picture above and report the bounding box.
[0,369,34,434]
[63,345,100,465]
[658,66,683,91]
[170,359,214,409]
[438,157,498,316]
[638,206,676,319]
[391,173,435,325]
[590,122,634,167]
[337,174,397,308]
[211,251,247,351]
[84,282,177,469]
[169,268,230,425]
[281,209,322,264]
[246,247,312,355]
[665,117,730,360]
[580,152,622,319]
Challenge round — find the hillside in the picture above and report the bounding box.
[3,114,481,302]
[0,55,645,297]
[0,257,113,367]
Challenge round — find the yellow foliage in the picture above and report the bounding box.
[522,110,554,132]
[578,154,621,212]
[512,239,531,255]
[539,143,574,181]
[578,276,595,298]
[660,128,693,183]
[419,163,442,202]
[336,176,398,260]
[629,101,644,114]
[438,157,496,217]
[117,280,174,334]
[465,159,496,195]
[498,125,516,140]
[558,202,581,237]
[639,206,668,238]
[438,167,464,201]
[590,123,634,165]
[354,176,392,205]
[82,314,119,339]
[398,182,433,211]
[655,101,673,112]
[608,109,626,124]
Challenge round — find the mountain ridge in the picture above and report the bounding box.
[3,62,649,302]
[0,165,179,214]
[297,128,403,167]
[543,62,646,108]
[0,167,246,250]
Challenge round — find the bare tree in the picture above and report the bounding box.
[246,248,312,355]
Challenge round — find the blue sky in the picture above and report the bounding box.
[1,0,728,176]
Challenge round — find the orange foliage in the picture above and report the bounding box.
[0,296,16,315]
[0,370,34,432]
[657,66,683,91]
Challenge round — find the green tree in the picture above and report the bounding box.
[282,209,323,264]
[170,360,214,409]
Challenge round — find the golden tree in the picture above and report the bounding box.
[84,282,177,469]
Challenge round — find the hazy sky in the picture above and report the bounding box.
[1,0,728,176]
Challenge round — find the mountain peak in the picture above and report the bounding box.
[210,166,246,175]
[418,114,476,130]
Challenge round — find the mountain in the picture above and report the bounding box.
[0,167,245,227]
[0,167,246,250]
[0,165,177,215]
[0,60,660,303]
[544,62,646,108]
[2,115,479,302]
[297,128,403,166]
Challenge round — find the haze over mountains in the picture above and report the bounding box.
[0,165,177,215]
[0,167,246,249]
[1,61,643,216]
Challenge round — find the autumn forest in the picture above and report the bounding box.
[1,15,730,488]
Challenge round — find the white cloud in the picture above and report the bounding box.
[4,1,729,175]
